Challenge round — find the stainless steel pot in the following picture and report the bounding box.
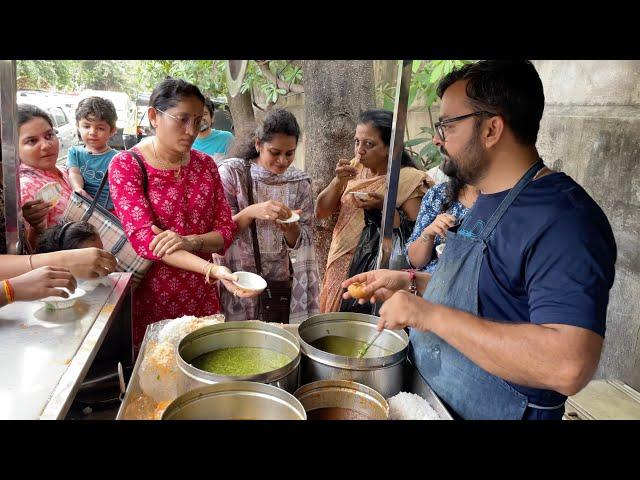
[177,320,300,394]
[298,312,408,398]
[294,379,389,420]
[162,381,306,420]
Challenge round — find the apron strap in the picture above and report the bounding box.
[479,159,545,241]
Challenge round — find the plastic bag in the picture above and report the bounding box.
[339,209,414,314]
[137,314,225,404]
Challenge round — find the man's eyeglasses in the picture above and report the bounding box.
[434,111,497,142]
[155,108,205,132]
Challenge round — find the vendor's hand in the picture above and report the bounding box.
[335,158,358,182]
[10,266,77,301]
[63,248,118,278]
[353,191,384,211]
[248,201,292,222]
[423,213,457,240]
[342,269,411,304]
[150,225,191,257]
[377,290,435,332]
[22,199,52,232]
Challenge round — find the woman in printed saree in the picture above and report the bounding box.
[316,109,433,313]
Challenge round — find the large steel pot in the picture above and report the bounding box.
[177,320,300,394]
[294,379,389,420]
[298,312,408,398]
[162,381,306,420]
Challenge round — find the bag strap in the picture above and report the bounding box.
[83,149,148,220]
[128,150,149,195]
[244,159,263,276]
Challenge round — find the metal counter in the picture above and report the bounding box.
[0,272,133,419]
[117,322,452,420]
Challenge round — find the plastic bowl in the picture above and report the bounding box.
[39,288,86,310]
[232,271,267,293]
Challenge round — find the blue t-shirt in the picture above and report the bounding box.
[67,145,117,209]
[405,182,470,273]
[192,129,234,157]
[457,171,616,406]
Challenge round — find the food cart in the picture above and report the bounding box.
[0,273,133,419]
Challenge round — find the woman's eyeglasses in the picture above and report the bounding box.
[155,108,205,132]
[434,111,497,142]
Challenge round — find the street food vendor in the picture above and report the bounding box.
[342,60,617,420]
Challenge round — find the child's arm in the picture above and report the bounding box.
[68,167,90,198]
[66,147,91,198]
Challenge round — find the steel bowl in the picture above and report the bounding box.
[298,312,408,398]
[294,379,389,420]
[177,320,300,394]
[162,381,306,420]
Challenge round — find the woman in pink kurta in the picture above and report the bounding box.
[108,79,239,350]
[17,104,74,250]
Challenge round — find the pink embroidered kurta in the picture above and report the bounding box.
[108,147,235,349]
[19,163,73,230]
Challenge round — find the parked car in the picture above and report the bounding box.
[17,91,78,162]
[78,90,138,150]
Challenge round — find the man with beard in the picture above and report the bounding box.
[405,155,479,273]
[342,60,617,420]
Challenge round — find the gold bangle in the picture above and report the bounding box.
[204,264,215,284]
[28,254,34,271]
[201,260,211,276]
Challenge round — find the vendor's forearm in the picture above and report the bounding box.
[316,178,346,219]
[425,305,602,396]
[415,272,431,296]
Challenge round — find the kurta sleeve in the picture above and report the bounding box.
[108,151,161,261]
[208,162,236,255]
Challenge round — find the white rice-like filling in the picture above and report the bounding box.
[387,391,441,420]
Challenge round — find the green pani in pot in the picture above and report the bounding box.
[310,335,392,358]
[191,347,291,376]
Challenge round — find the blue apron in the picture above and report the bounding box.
[410,160,565,420]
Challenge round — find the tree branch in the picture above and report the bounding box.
[256,61,304,94]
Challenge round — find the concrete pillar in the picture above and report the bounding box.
[533,60,640,390]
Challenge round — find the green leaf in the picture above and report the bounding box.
[429,62,445,83]
[383,96,395,111]
[408,85,418,108]
[405,137,429,147]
